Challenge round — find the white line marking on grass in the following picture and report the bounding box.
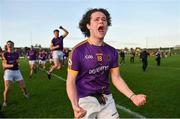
[40,68,146,118]
[51,73,66,81]
[116,104,146,118]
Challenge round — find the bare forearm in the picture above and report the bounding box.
[3,64,13,69]
[60,27,69,37]
[50,45,59,50]
[112,76,134,99]
[62,27,69,34]
[111,68,146,106]
[66,79,78,109]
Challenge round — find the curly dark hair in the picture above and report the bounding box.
[79,8,111,37]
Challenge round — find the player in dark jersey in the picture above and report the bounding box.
[2,41,29,107]
[27,46,38,79]
[140,49,150,71]
[48,51,53,65]
[39,50,48,69]
[47,26,69,79]
[155,50,161,66]
[66,8,146,119]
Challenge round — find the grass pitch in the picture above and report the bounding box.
[0,55,180,118]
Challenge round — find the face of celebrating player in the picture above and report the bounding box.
[54,31,59,38]
[87,11,108,41]
[6,42,14,52]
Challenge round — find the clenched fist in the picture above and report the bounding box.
[73,105,87,119]
[130,94,146,106]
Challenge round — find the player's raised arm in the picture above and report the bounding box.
[59,26,69,38]
[110,67,146,106]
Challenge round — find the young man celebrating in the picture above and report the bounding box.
[2,41,29,107]
[66,8,146,119]
[27,46,38,79]
[48,26,69,79]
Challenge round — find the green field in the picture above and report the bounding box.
[0,55,180,118]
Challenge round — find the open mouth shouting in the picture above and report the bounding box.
[97,25,107,36]
[98,26,105,33]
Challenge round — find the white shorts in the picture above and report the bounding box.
[38,60,41,64]
[4,70,23,82]
[29,60,36,65]
[78,94,119,119]
[52,50,64,61]
[39,60,46,65]
[49,59,53,62]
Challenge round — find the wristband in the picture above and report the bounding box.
[129,93,135,99]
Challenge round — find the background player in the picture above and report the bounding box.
[47,26,69,79]
[39,50,48,69]
[27,46,38,79]
[1,41,29,107]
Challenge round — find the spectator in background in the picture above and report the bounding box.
[155,50,161,66]
[165,52,168,58]
[120,50,125,64]
[161,51,165,58]
[130,49,135,63]
[140,49,150,71]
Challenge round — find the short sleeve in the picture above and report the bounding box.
[51,38,54,45]
[68,48,80,72]
[111,49,119,68]
[60,35,64,40]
